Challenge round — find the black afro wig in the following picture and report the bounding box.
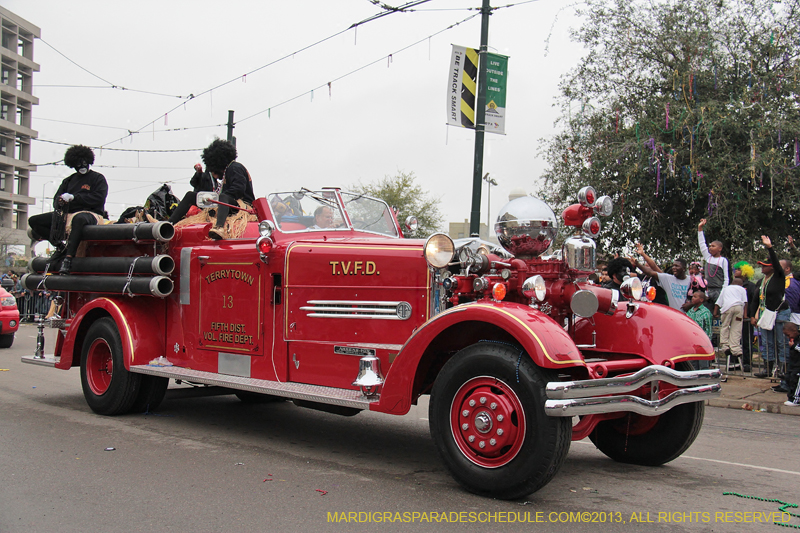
[607,257,633,282]
[63,145,95,169]
[202,139,237,174]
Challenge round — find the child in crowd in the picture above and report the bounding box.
[687,290,713,370]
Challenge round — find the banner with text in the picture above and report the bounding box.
[484,52,508,134]
[447,45,478,129]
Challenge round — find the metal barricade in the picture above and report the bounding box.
[17,291,53,323]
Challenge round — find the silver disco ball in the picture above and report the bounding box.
[494,196,559,257]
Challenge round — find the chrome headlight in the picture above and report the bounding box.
[582,216,601,237]
[620,277,642,301]
[424,233,455,269]
[571,289,599,318]
[259,220,275,238]
[522,275,546,302]
[594,195,613,217]
[577,186,596,207]
[0,296,15,307]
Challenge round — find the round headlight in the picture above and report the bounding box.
[256,236,273,255]
[577,186,597,207]
[582,216,601,237]
[522,275,547,302]
[571,289,599,318]
[620,277,643,301]
[594,195,613,217]
[424,233,455,269]
[259,220,275,238]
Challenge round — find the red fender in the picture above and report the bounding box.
[55,297,164,370]
[573,302,714,365]
[374,301,585,415]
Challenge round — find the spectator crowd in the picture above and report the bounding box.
[596,219,800,408]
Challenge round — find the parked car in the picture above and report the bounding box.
[0,285,20,347]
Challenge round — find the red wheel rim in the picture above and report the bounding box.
[450,376,526,468]
[86,338,113,395]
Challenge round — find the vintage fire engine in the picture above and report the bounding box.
[22,186,720,500]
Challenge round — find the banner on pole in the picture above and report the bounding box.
[484,53,508,135]
[447,45,479,129]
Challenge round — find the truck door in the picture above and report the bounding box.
[284,240,429,389]
[169,244,283,380]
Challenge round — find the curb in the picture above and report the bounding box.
[706,397,800,416]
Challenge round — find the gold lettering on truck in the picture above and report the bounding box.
[329,261,379,275]
[204,269,255,285]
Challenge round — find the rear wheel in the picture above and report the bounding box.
[80,318,141,415]
[429,342,571,500]
[0,333,14,348]
[130,376,169,413]
[589,364,705,465]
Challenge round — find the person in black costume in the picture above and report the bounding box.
[168,163,218,224]
[28,145,108,274]
[198,139,254,240]
[602,257,633,292]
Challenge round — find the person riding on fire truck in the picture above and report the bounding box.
[28,144,108,274]
[201,139,255,240]
[312,205,334,229]
[168,163,218,225]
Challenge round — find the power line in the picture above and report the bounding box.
[39,38,190,100]
[33,9,480,160]
[96,2,444,148]
[237,11,480,125]
[33,138,202,153]
[35,117,131,131]
[356,0,433,25]
[35,116,225,134]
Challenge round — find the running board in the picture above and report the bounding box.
[21,355,58,367]
[130,365,376,410]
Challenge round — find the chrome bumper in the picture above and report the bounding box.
[544,365,721,417]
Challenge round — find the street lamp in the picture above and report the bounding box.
[483,173,498,234]
[41,180,57,214]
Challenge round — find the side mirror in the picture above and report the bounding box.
[404,216,419,234]
[196,192,219,209]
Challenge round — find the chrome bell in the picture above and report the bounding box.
[353,355,384,396]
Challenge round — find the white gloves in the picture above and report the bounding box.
[60,193,74,202]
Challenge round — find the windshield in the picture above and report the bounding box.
[267,190,398,237]
[340,192,398,237]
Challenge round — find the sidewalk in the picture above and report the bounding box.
[709,370,800,416]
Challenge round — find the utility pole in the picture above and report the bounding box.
[226,110,236,146]
[468,0,491,237]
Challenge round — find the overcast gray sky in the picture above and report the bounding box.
[6,0,584,229]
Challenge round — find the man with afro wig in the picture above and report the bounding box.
[28,144,108,274]
[198,139,254,240]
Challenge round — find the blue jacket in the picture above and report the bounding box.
[786,276,800,314]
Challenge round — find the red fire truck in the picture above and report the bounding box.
[22,186,720,499]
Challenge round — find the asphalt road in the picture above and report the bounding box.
[1,324,798,533]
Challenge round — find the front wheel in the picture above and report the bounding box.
[589,364,705,465]
[80,318,141,415]
[0,332,14,348]
[429,342,571,500]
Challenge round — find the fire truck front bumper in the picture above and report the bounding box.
[544,365,721,417]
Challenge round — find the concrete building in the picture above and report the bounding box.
[448,189,533,243]
[448,220,492,242]
[0,7,39,257]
